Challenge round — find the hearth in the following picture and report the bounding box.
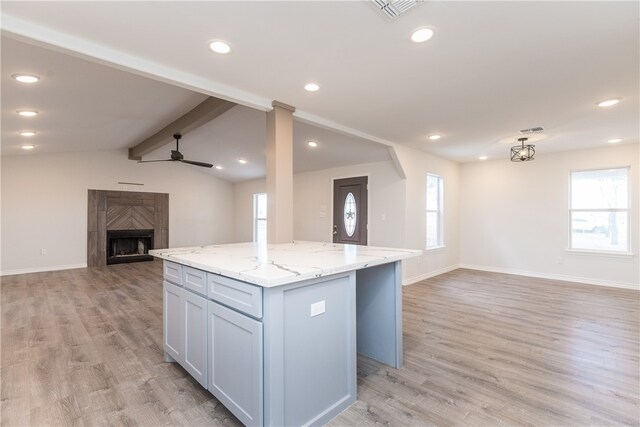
[107,229,154,265]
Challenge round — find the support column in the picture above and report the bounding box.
[266,101,295,244]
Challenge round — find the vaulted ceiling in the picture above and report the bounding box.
[1,1,638,179]
[1,37,390,182]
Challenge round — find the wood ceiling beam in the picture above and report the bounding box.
[128,96,236,160]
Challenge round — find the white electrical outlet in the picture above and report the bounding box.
[310,300,325,317]
[381,213,386,221]
[40,249,47,255]
[556,256,563,264]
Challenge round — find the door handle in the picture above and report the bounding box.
[333,225,338,235]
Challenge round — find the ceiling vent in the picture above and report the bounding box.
[519,126,544,134]
[371,0,421,20]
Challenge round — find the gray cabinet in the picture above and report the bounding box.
[183,290,208,388]
[208,273,262,318]
[163,279,208,389]
[164,261,182,285]
[208,301,263,427]
[162,255,403,427]
[163,281,184,362]
[183,266,207,297]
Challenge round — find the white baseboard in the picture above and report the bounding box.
[403,264,460,286]
[0,263,88,277]
[459,264,639,290]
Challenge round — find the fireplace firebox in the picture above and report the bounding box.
[107,229,154,265]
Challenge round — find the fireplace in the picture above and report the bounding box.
[88,190,168,267]
[107,229,154,265]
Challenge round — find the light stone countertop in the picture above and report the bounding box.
[150,241,422,288]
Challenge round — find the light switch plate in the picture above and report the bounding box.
[310,300,326,317]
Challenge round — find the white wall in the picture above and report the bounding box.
[292,161,406,247]
[1,149,235,274]
[393,145,461,282]
[234,162,406,247]
[234,150,461,285]
[13,141,632,289]
[459,144,639,289]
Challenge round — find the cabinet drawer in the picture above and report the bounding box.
[208,274,262,319]
[183,266,207,297]
[164,261,182,286]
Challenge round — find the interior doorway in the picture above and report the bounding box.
[333,176,368,245]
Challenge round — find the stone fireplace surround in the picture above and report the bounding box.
[87,189,168,267]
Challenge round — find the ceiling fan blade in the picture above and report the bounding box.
[137,134,211,168]
[180,159,214,168]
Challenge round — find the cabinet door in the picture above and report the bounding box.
[183,291,208,388]
[208,301,263,427]
[163,281,184,363]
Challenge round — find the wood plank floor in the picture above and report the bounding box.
[1,263,638,426]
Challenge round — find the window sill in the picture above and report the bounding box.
[426,245,446,252]
[565,249,635,258]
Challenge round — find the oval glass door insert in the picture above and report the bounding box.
[344,192,357,237]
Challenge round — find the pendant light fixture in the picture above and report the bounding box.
[510,137,535,162]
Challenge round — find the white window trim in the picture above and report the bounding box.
[565,248,634,257]
[568,166,631,254]
[426,173,444,249]
[253,193,267,243]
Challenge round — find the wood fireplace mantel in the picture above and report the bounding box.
[87,190,168,267]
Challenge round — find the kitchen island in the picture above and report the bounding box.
[150,241,421,426]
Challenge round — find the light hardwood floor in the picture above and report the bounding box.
[2,263,638,426]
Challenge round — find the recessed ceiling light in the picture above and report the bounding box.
[607,138,623,144]
[17,110,39,117]
[307,141,318,148]
[597,98,621,107]
[209,40,231,54]
[21,144,35,150]
[410,27,434,43]
[214,165,223,170]
[304,83,320,92]
[19,131,36,137]
[479,155,488,160]
[428,134,441,140]
[238,158,247,164]
[12,73,40,83]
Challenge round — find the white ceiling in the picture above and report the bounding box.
[1,37,390,181]
[1,37,207,155]
[1,1,638,167]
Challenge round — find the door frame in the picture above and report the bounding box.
[330,174,370,244]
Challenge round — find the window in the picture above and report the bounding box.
[426,174,443,249]
[253,193,267,243]
[570,167,629,253]
[343,192,357,237]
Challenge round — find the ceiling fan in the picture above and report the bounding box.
[138,133,213,168]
